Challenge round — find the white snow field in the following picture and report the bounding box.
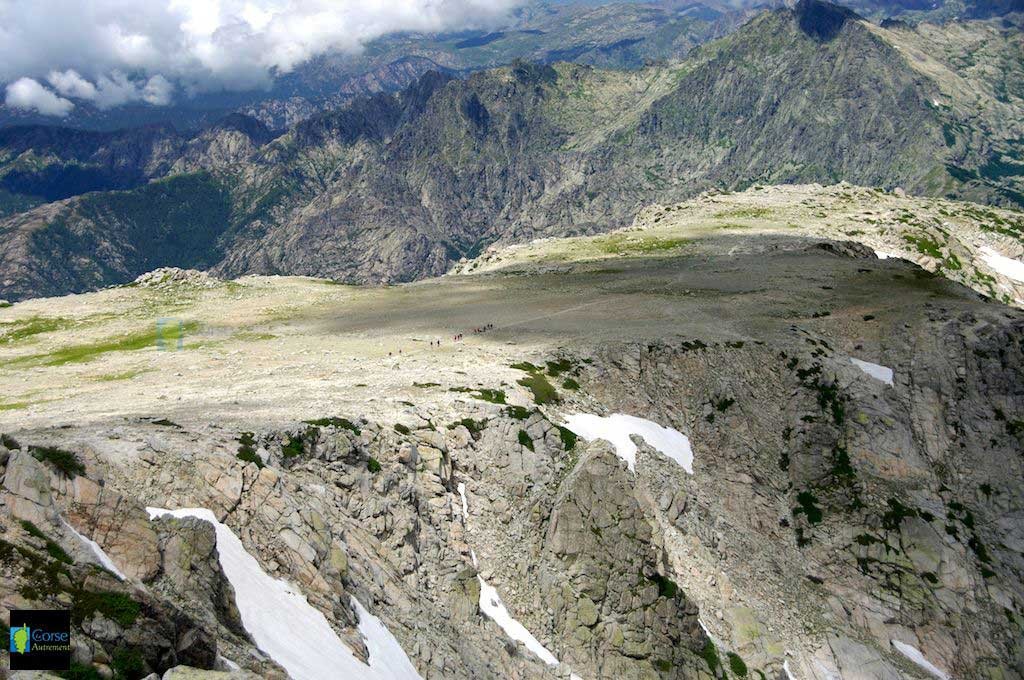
[850,358,894,385]
[147,507,421,680]
[561,413,693,473]
[62,517,126,580]
[980,247,1024,282]
[891,640,950,680]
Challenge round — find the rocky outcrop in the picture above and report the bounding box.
[0,442,234,678]
[581,314,1024,678]
[543,446,707,679]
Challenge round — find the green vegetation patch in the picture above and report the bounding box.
[95,370,147,382]
[518,372,559,404]
[902,233,944,259]
[700,640,721,675]
[727,652,749,677]
[21,520,73,564]
[0,316,77,344]
[2,533,77,603]
[544,359,574,377]
[304,417,361,435]
[509,357,565,403]
[713,206,773,219]
[236,432,263,468]
[394,423,411,435]
[367,457,382,473]
[505,405,535,420]
[60,662,105,680]
[510,361,541,372]
[72,589,140,628]
[648,571,679,598]
[597,234,688,256]
[449,418,488,439]
[14,322,200,366]
[556,426,578,451]
[111,647,146,679]
[281,428,315,459]
[882,498,919,531]
[472,389,507,404]
[792,490,823,525]
[518,430,535,451]
[31,445,86,477]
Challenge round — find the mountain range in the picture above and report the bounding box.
[0,0,1022,302]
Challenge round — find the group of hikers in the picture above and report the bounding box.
[388,323,497,357]
[453,323,493,342]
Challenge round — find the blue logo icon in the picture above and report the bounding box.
[10,624,30,654]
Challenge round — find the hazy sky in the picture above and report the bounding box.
[1,0,521,115]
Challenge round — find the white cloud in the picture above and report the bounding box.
[44,68,176,109]
[0,0,521,110]
[47,69,98,99]
[142,75,174,106]
[4,77,74,116]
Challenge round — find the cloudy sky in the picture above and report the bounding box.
[1,0,520,116]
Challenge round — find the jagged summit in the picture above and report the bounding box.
[792,0,862,39]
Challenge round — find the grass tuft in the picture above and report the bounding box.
[31,445,86,477]
[304,417,361,435]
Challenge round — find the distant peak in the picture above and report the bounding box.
[213,112,272,142]
[792,0,861,41]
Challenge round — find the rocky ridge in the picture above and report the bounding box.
[1,210,1022,678]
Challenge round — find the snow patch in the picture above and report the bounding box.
[352,596,424,680]
[561,413,693,473]
[461,484,581,679]
[850,358,894,385]
[783,659,796,680]
[697,618,724,648]
[61,518,126,580]
[891,640,950,680]
[457,482,469,523]
[980,246,1024,283]
[478,577,559,666]
[875,250,897,260]
[147,507,421,680]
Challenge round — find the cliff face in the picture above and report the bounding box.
[1,200,1022,678]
